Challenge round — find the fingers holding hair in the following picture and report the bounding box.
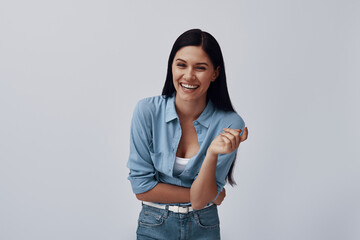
[220,131,235,150]
[223,128,241,147]
[240,127,248,142]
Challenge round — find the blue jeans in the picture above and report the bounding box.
[136,203,220,240]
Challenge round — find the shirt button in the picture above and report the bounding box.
[193,121,198,125]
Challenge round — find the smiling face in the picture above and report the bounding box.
[172,46,219,104]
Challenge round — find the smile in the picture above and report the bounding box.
[180,83,199,90]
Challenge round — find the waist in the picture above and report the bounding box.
[142,201,214,214]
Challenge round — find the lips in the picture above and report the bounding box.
[180,82,199,90]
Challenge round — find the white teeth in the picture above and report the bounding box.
[181,83,198,89]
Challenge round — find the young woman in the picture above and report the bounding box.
[127,29,248,240]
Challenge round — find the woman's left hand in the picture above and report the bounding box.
[241,126,248,143]
[208,127,248,155]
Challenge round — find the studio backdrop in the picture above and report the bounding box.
[0,0,359,239]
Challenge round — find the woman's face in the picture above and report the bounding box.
[172,46,219,103]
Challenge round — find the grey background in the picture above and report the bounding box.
[1,0,359,239]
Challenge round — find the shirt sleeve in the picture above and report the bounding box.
[213,113,246,200]
[127,100,158,194]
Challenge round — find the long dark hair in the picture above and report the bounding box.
[162,29,239,186]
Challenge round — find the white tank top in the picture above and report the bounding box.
[173,156,190,176]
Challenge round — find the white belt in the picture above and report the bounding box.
[142,201,213,214]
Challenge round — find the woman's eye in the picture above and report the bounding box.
[196,67,206,70]
[177,64,186,67]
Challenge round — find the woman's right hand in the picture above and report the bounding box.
[213,187,226,205]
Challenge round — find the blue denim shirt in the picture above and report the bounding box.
[127,93,245,204]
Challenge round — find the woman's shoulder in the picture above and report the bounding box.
[215,110,245,130]
[133,95,167,118]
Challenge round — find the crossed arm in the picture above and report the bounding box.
[136,127,248,209]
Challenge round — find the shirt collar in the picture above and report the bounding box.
[165,93,215,128]
[195,100,214,128]
[165,93,178,123]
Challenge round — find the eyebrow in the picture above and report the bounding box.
[175,58,209,66]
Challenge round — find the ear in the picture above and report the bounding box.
[211,66,220,82]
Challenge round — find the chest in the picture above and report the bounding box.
[176,121,200,159]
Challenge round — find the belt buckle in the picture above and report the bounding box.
[177,206,190,214]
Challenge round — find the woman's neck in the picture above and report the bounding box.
[175,95,207,121]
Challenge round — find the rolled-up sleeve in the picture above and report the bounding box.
[214,113,246,199]
[214,150,238,198]
[127,100,158,194]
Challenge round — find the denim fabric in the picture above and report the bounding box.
[127,93,245,202]
[136,204,220,240]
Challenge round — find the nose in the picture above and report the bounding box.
[183,68,195,81]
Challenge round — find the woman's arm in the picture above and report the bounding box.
[136,183,227,205]
[190,127,248,209]
[135,183,190,203]
[190,151,219,209]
